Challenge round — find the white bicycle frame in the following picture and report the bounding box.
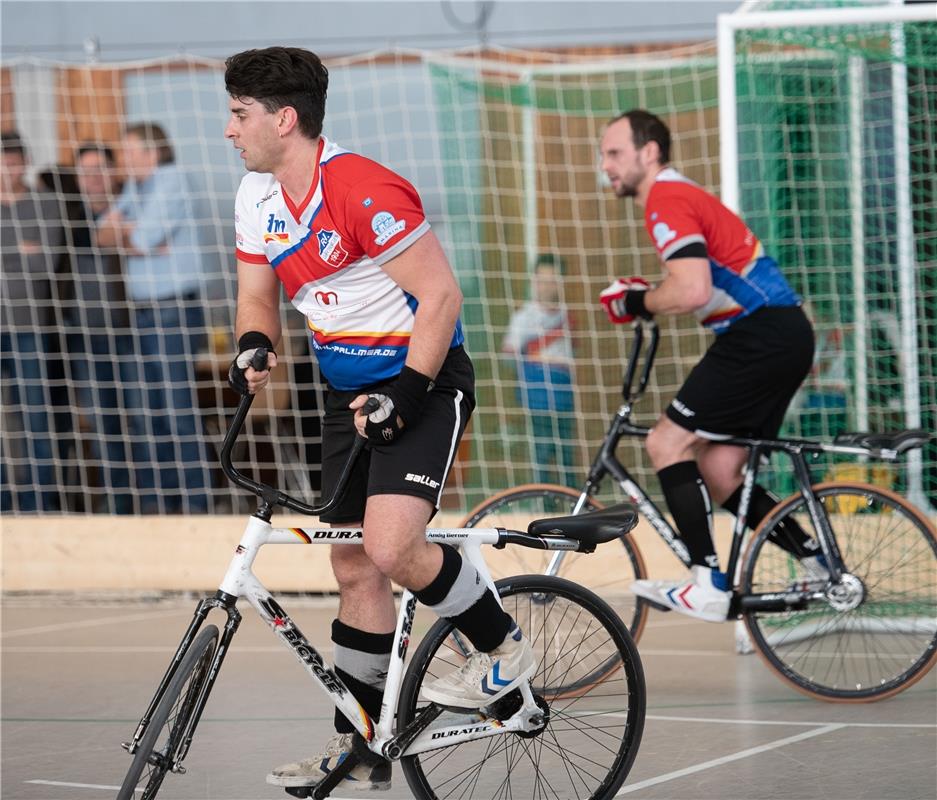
[223,515,554,761]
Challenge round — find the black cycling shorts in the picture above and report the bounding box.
[318,346,475,524]
[665,306,815,439]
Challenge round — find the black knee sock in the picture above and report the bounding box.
[414,543,512,653]
[658,461,718,569]
[332,619,393,734]
[721,483,817,558]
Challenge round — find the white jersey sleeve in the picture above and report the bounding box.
[234,172,274,263]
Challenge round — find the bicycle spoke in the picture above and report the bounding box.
[744,485,936,700]
[400,576,644,799]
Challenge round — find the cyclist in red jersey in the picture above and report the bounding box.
[223,47,534,792]
[598,109,824,622]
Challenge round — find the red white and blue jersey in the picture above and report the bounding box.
[645,168,800,333]
[235,137,463,390]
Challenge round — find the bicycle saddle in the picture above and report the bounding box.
[833,428,931,454]
[527,503,638,548]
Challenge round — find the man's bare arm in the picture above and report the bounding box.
[233,258,283,393]
[378,230,462,380]
[645,256,712,315]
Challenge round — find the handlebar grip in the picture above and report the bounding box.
[249,347,269,372]
[362,396,382,415]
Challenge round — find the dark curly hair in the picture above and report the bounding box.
[225,47,329,140]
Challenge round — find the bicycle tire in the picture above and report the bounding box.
[398,574,645,800]
[117,625,219,799]
[741,481,937,702]
[459,484,649,644]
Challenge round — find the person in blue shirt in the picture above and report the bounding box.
[97,122,210,513]
[502,254,578,486]
[0,131,66,512]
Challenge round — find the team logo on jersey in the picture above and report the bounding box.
[316,229,349,267]
[265,214,290,245]
[652,221,677,249]
[371,211,406,246]
[315,290,338,306]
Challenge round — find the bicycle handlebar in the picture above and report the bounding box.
[622,321,659,404]
[220,347,377,516]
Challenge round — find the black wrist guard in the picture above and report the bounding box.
[363,366,435,445]
[228,331,275,395]
[238,331,274,353]
[624,290,653,320]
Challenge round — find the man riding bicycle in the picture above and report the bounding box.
[223,46,534,792]
[598,109,825,622]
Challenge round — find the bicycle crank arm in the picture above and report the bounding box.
[739,591,812,613]
[382,702,445,760]
[283,751,359,800]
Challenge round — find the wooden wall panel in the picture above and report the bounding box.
[56,67,124,164]
[1,67,15,133]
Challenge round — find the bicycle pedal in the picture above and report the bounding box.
[643,598,673,613]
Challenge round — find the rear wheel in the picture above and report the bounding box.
[399,575,646,800]
[460,484,649,643]
[117,625,219,799]
[742,482,937,702]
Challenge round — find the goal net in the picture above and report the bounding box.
[721,2,936,508]
[1,19,933,515]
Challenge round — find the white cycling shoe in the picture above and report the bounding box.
[267,732,391,791]
[421,623,536,708]
[631,565,731,623]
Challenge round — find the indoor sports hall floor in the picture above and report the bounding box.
[3,594,935,800]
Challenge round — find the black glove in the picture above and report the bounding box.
[363,366,434,445]
[228,331,275,396]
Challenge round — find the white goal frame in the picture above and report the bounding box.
[717,2,937,511]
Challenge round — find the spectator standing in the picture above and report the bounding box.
[60,144,133,513]
[96,123,210,513]
[502,254,578,486]
[0,131,66,512]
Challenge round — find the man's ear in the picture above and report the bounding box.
[277,106,300,137]
[642,139,662,168]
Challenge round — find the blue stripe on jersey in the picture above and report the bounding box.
[270,226,315,269]
[709,255,800,331]
[313,322,465,390]
[312,340,410,390]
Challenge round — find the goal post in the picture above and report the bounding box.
[718,2,937,510]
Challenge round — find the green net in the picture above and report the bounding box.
[428,20,936,512]
[429,50,723,507]
[734,19,936,505]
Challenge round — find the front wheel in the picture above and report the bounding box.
[741,482,937,702]
[460,484,649,643]
[117,625,219,799]
[398,575,646,800]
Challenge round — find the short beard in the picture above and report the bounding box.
[615,183,638,199]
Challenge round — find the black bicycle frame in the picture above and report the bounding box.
[556,322,854,599]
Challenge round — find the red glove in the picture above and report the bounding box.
[599,278,653,324]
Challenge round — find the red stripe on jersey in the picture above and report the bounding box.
[525,326,567,357]
[283,138,325,223]
[236,248,269,265]
[312,329,412,347]
[702,307,743,326]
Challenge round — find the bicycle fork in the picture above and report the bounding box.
[122,592,241,772]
